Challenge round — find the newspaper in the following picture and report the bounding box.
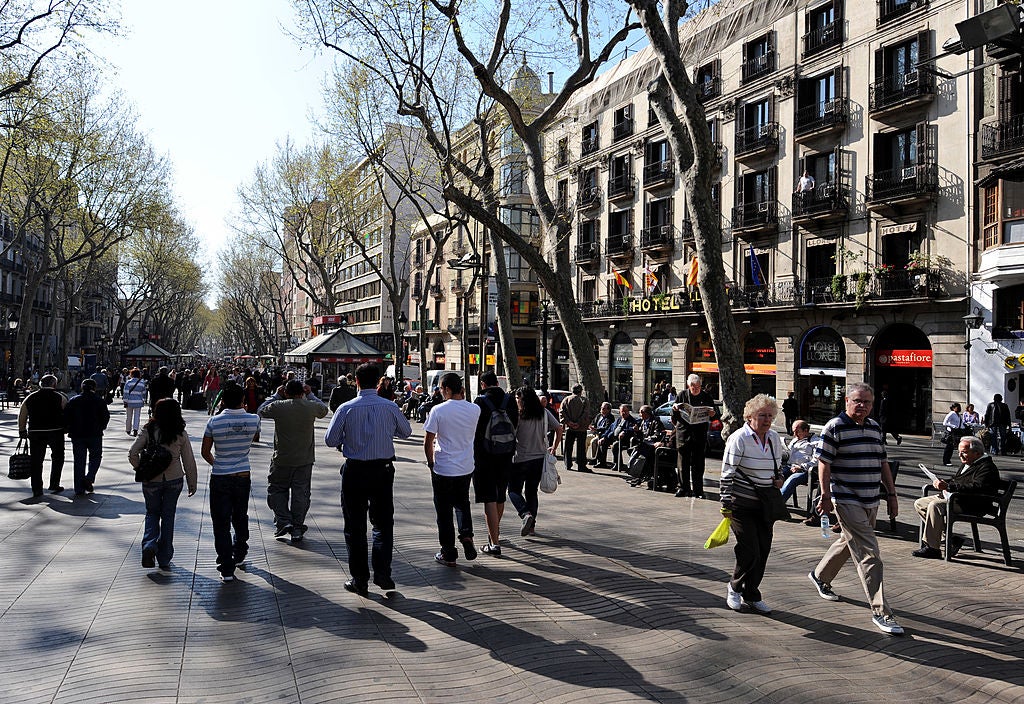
[675,402,713,425]
[918,463,950,500]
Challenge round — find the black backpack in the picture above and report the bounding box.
[482,393,516,455]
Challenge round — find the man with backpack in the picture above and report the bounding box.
[472,371,519,556]
[559,384,590,473]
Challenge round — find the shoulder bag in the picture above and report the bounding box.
[8,438,32,480]
[734,439,789,523]
[135,428,174,482]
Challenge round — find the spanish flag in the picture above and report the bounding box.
[614,270,633,290]
[686,256,699,287]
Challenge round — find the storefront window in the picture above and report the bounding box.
[610,334,633,405]
[646,333,673,403]
[798,326,846,424]
[744,331,776,397]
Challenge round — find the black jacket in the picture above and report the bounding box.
[64,390,111,438]
[948,455,1001,515]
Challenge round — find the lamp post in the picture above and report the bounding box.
[540,299,550,390]
[448,252,483,401]
[6,312,17,381]
[963,309,985,405]
[396,311,408,390]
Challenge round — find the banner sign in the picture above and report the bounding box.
[875,349,932,368]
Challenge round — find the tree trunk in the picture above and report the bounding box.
[487,228,522,389]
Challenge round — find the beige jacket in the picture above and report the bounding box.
[129,426,199,495]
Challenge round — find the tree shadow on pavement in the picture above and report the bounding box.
[382,595,686,702]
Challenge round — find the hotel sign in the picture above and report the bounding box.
[626,294,684,313]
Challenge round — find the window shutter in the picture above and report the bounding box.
[916,122,927,166]
[644,200,651,228]
[736,174,746,206]
[874,48,885,83]
[769,166,778,200]
[833,65,844,99]
[999,73,1015,123]
[736,100,746,133]
[834,0,844,23]
[917,30,931,63]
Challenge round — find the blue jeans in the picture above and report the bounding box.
[71,436,103,494]
[779,470,809,502]
[340,459,395,585]
[209,473,251,576]
[142,477,183,567]
[430,471,473,560]
[508,457,544,520]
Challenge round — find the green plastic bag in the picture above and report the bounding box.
[704,516,731,549]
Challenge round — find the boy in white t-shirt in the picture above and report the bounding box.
[423,372,481,566]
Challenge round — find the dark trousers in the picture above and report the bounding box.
[729,506,774,602]
[563,429,587,471]
[942,437,957,465]
[71,436,103,494]
[209,473,251,576]
[508,457,544,520]
[29,430,65,494]
[677,434,707,495]
[431,471,473,560]
[340,459,395,585]
[142,477,183,567]
[267,462,313,529]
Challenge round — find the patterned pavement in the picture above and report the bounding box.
[1,404,1022,703]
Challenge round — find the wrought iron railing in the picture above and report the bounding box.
[732,201,779,230]
[865,163,938,202]
[869,71,935,112]
[574,240,600,263]
[741,51,776,83]
[613,118,633,141]
[878,0,927,26]
[640,225,675,250]
[606,234,634,257]
[735,122,779,155]
[982,114,1024,158]
[607,173,635,200]
[794,99,847,136]
[697,77,721,101]
[803,20,842,56]
[643,160,674,186]
[792,183,849,219]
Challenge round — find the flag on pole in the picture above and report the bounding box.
[643,266,658,295]
[748,245,765,287]
[686,256,699,287]
[614,270,633,290]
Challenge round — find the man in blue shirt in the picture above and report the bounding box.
[325,363,412,596]
[202,384,261,582]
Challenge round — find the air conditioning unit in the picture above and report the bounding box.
[902,166,917,181]
[758,201,770,213]
[903,71,919,87]
[758,124,773,138]
[822,100,837,115]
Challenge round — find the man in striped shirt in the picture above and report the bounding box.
[325,363,412,596]
[808,382,904,635]
[201,384,261,583]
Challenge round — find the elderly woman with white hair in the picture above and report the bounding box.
[719,394,785,615]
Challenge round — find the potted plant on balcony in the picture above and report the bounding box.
[854,271,870,310]
[873,263,896,279]
[905,252,948,296]
[830,273,847,302]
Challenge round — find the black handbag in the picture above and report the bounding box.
[734,442,790,523]
[135,428,173,482]
[8,438,32,480]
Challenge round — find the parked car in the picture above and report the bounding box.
[545,389,571,415]
[655,401,725,456]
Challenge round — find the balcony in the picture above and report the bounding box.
[741,51,775,83]
[697,77,721,102]
[803,20,842,57]
[730,281,800,309]
[731,201,779,235]
[613,118,633,141]
[582,135,599,156]
[607,173,635,201]
[794,99,848,139]
[574,240,600,266]
[982,115,1024,159]
[639,224,675,255]
[576,185,601,211]
[792,183,850,223]
[868,71,934,118]
[579,300,627,319]
[735,122,779,158]
[411,319,437,331]
[411,285,422,300]
[429,283,444,298]
[878,0,927,26]
[680,219,695,244]
[606,233,634,261]
[643,160,674,188]
[865,163,938,208]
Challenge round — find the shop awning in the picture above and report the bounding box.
[283,327,385,365]
[124,341,174,360]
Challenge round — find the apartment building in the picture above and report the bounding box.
[545,0,975,430]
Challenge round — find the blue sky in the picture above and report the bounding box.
[94,0,334,272]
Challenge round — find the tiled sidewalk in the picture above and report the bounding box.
[1,406,1022,703]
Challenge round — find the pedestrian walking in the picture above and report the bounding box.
[559,384,590,473]
[200,384,261,582]
[472,371,519,556]
[148,366,175,411]
[258,379,329,542]
[781,392,798,435]
[808,382,904,635]
[719,394,785,615]
[984,393,1011,454]
[123,369,148,436]
[17,374,67,499]
[130,399,198,571]
[324,363,412,596]
[64,379,110,495]
[877,390,902,446]
[508,386,562,538]
[423,372,481,566]
[941,403,965,466]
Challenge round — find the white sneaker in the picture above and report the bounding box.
[872,614,905,635]
[746,599,772,614]
[726,583,743,611]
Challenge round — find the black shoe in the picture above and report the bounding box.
[84,482,94,493]
[896,437,903,446]
[274,523,293,539]
[48,486,64,494]
[912,546,942,559]
[947,535,965,559]
[344,579,369,596]
[675,489,692,498]
[142,547,156,568]
[459,537,478,561]
[694,493,706,500]
[481,543,502,557]
[579,467,594,473]
[373,576,396,591]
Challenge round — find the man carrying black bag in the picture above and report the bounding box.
[18,374,67,500]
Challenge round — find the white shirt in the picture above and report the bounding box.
[797,175,815,192]
[424,398,481,477]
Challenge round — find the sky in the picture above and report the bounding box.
[94,0,335,286]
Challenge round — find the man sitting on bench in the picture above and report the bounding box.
[913,435,1000,559]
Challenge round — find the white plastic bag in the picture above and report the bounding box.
[540,452,560,493]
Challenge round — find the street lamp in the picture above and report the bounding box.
[963,308,986,406]
[449,253,484,401]
[5,312,17,379]
[396,311,408,389]
[539,299,550,390]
